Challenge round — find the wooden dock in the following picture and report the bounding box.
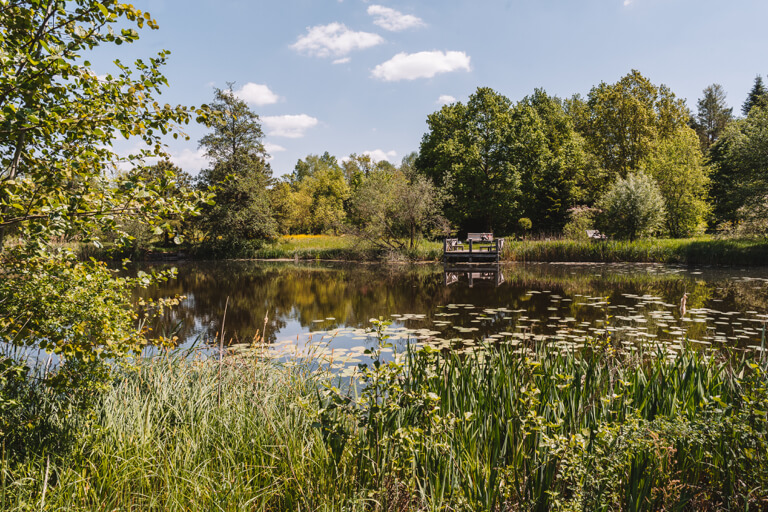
[443,235,505,263]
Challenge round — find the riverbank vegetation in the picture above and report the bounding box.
[2,325,767,511]
[100,72,768,263]
[2,3,768,510]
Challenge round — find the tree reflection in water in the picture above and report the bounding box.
[134,261,768,351]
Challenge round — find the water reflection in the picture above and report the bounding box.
[444,264,505,287]
[136,261,768,352]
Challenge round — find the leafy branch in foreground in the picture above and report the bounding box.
[0,1,211,407]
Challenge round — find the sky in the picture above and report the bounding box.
[94,0,768,177]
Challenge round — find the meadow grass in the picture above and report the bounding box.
[2,331,767,511]
[504,237,768,266]
[251,235,768,265]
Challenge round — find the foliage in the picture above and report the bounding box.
[284,153,349,234]
[595,171,666,240]
[693,83,733,151]
[196,86,277,245]
[710,105,768,230]
[583,70,690,179]
[562,205,598,240]
[347,165,446,254]
[641,126,710,237]
[113,160,197,252]
[517,217,532,236]
[0,1,208,400]
[0,0,209,250]
[417,87,522,234]
[516,90,587,232]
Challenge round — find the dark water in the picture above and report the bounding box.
[137,261,768,360]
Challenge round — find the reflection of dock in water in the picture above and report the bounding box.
[444,265,505,287]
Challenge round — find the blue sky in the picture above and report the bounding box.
[98,0,768,177]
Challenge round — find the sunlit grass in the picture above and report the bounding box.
[505,236,768,265]
[3,330,767,511]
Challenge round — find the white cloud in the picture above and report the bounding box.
[333,57,351,65]
[367,5,425,31]
[363,149,397,163]
[264,142,286,154]
[234,83,279,106]
[261,114,319,138]
[372,51,471,81]
[291,23,384,58]
[437,95,456,105]
[169,148,209,173]
[624,0,632,5]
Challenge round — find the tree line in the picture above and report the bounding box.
[155,71,768,252]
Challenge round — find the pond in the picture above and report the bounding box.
[138,261,768,361]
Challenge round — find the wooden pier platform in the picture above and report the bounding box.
[443,235,505,263]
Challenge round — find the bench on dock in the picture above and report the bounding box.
[445,238,464,251]
[443,233,505,262]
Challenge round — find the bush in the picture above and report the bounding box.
[562,206,599,240]
[596,172,666,240]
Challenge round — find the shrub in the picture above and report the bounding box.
[596,172,666,240]
[562,206,599,240]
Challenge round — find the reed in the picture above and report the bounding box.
[503,237,768,265]
[2,331,766,511]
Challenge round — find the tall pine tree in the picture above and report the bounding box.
[742,75,768,116]
[694,84,732,151]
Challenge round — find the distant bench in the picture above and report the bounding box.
[586,230,606,240]
[467,232,493,242]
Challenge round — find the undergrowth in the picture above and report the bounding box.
[2,324,767,510]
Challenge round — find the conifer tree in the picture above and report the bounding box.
[742,75,768,116]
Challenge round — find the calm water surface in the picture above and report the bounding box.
[138,261,768,358]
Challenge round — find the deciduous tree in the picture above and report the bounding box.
[196,86,277,245]
[583,70,689,178]
[0,1,209,391]
[595,172,666,240]
[417,87,521,234]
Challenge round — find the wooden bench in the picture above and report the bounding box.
[467,232,493,242]
[445,238,464,251]
[586,230,606,240]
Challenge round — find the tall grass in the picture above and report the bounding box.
[2,331,767,511]
[504,237,768,265]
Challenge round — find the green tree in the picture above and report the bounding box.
[742,75,768,116]
[584,70,689,178]
[289,153,349,234]
[118,159,196,249]
[417,87,521,234]
[516,89,586,232]
[693,84,733,151]
[348,166,445,253]
[0,1,209,393]
[595,172,666,240]
[641,127,710,237]
[711,105,768,231]
[196,86,277,246]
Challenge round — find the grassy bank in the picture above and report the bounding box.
[79,234,768,265]
[249,235,443,261]
[503,237,768,266]
[255,236,768,265]
[3,326,767,511]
